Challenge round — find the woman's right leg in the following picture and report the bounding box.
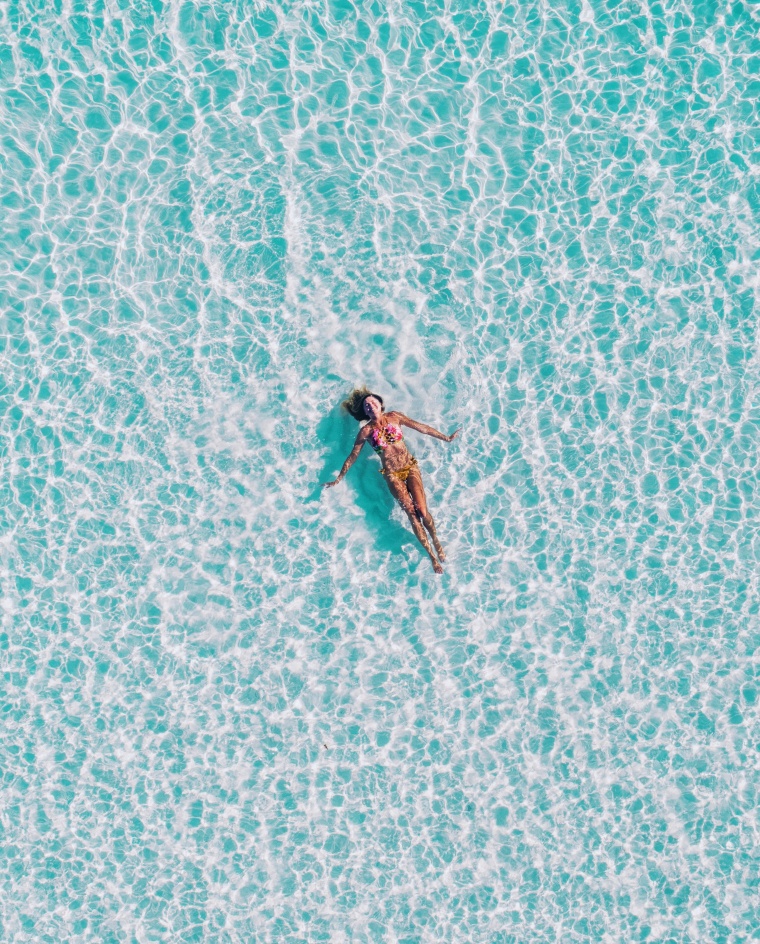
[385,475,443,573]
[405,466,445,561]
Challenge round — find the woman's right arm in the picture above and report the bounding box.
[322,430,366,488]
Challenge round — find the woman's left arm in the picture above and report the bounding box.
[396,413,462,442]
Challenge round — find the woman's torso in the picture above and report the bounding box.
[365,414,412,472]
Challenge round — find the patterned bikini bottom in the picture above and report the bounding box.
[379,457,418,483]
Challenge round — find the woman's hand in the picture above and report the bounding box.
[447,427,462,442]
[321,477,341,488]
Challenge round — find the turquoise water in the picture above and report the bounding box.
[1,0,758,940]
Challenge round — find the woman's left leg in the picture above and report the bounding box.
[406,466,445,562]
[384,473,442,573]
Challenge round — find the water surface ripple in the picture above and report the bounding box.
[0,0,758,941]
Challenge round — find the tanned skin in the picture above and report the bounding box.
[322,396,461,574]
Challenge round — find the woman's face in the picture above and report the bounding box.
[363,396,383,420]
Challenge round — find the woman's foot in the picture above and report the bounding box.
[431,556,443,574]
[433,538,445,562]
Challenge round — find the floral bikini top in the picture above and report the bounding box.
[370,423,404,454]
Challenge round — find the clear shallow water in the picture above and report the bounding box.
[1,0,758,940]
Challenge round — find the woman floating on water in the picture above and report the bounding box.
[322,388,461,574]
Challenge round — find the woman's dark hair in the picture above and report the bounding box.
[342,387,384,422]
